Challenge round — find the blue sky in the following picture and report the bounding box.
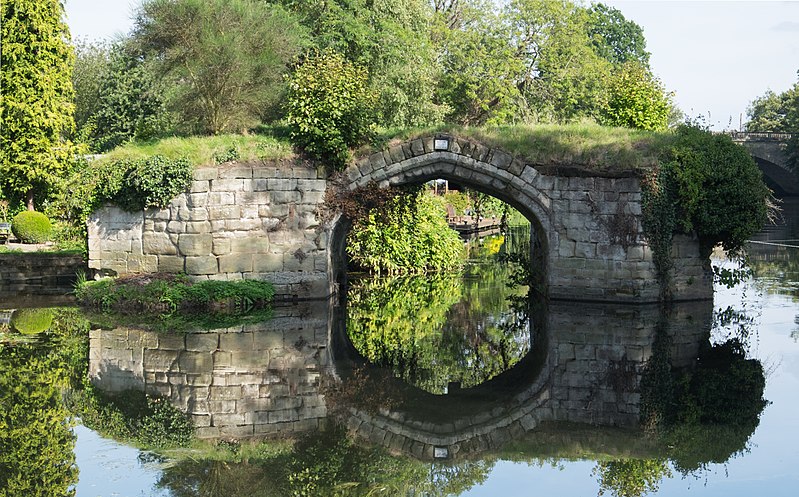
[63,0,799,131]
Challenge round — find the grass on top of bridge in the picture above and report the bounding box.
[97,123,675,174]
[369,123,674,174]
[99,130,296,167]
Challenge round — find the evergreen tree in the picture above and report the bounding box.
[1,0,75,210]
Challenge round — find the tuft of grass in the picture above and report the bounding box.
[366,123,676,175]
[74,274,275,331]
[99,133,295,167]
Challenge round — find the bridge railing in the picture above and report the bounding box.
[722,131,794,142]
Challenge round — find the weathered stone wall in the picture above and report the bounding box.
[88,136,713,302]
[0,254,86,298]
[343,136,712,302]
[89,301,331,438]
[88,163,329,299]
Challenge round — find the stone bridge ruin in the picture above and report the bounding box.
[89,134,712,303]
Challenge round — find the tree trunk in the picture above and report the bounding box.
[26,190,35,211]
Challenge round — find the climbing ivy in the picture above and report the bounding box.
[641,125,772,297]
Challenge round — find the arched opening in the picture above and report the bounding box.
[329,147,552,395]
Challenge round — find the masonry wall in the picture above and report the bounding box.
[88,162,330,299]
[88,142,713,303]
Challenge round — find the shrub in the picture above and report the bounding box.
[95,155,193,212]
[11,210,52,243]
[10,308,55,335]
[346,190,465,273]
[286,50,376,170]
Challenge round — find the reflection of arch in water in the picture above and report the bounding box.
[329,300,712,460]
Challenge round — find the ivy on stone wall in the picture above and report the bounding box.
[641,125,772,297]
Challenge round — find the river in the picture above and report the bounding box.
[2,207,799,496]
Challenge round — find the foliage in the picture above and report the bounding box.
[437,9,526,125]
[82,41,173,152]
[286,49,376,169]
[642,125,770,293]
[156,425,490,497]
[601,62,671,131]
[370,124,670,173]
[593,458,671,497]
[665,125,770,254]
[10,210,52,244]
[98,155,193,212]
[70,39,109,141]
[640,324,767,477]
[0,0,75,210]
[100,132,295,165]
[586,3,650,66]
[75,275,275,331]
[278,0,447,128]
[65,386,194,450]
[9,308,55,335]
[0,308,90,497]
[133,0,308,135]
[346,257,530,394]
[346,190,464,273]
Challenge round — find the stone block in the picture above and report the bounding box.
[212,238,231,256]
[211,179,244,192]
[185,256,218,275]
[158,255,185,273]
[253,253,284,272]
[267,178,298,191]
[186,334,218,352]
[218,253,253,273]
[209,192,235,205]
[179,352,214,373]
[185,221,212,234]
[219,167,252,179]
[178,234,213,256]
[142,231,178,255]
[194,168,218,181]
[231,237,268,254]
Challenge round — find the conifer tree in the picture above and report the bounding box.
[1,0,75,210]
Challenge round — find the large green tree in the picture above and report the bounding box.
[601,62,671,131]
[276,0,447,128]
[133,0,308,135]
[0,0,75,210]
[586,3,650,66]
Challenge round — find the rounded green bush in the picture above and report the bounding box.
[11,211,52,243]
[11,308,55,335]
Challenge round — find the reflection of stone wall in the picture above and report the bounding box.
[0,254,85,298]
[343,300,711,460]
[89,301,331,438]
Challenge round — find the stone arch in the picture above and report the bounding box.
[337,134,554,285]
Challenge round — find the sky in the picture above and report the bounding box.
[63,0,799,131]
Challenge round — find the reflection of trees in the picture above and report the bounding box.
[346,264,529,394]
[593,459,671,497]
[0,308,89,497]
[157,427,493,497]
[640,325,767,478]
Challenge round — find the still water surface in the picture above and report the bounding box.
[3,210,799,496]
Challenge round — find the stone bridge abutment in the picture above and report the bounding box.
[88,134,712,303]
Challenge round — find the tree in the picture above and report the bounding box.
[86,42,173,152]
[0,0,75,210]
[71,39,109,142]
[285,49,376,168]
[586,3,650,66]
[601,62,671,131]
[133,0,308,135]
[276,0,447,128]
